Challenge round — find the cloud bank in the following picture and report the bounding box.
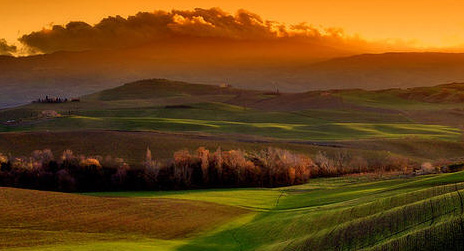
[0,39,17,56]
[20,8,376,54]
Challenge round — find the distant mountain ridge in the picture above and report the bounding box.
[3,51,464,109]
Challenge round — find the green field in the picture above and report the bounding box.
[2,79,464,141]
[5,114,459,141]
[3,172,464,250]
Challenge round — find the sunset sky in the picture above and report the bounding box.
[1,0,464,50]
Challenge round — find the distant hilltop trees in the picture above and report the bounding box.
[33,96,80,104]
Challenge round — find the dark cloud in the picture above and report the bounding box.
[19,8,372,54]
[0,39,17,56]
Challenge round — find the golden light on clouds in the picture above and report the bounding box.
[1,0,464,50]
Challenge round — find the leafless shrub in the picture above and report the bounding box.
[315,151,337,176]
[197,147,210,184]
[417,162,438,175]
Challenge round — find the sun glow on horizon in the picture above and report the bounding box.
[2,0,464,53]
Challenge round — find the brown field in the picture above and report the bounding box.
[0,130,344,165]
[2,130,464,167]
[0,187,248,249]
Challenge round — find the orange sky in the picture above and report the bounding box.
[2,0,464,50]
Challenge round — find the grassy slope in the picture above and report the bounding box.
[80,171,464,251]
[3,172,464,250]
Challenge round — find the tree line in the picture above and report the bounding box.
[0,147,420,192]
